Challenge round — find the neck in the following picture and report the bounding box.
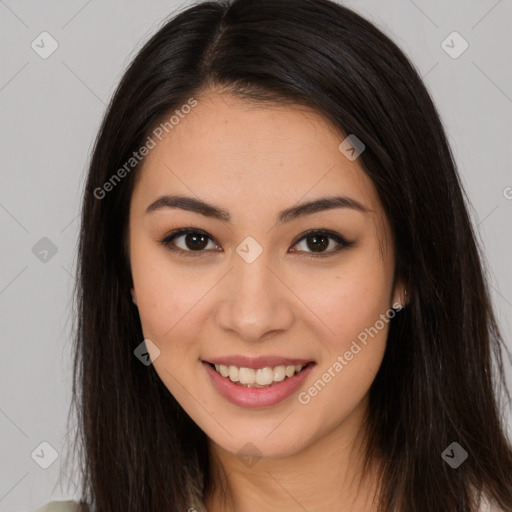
[204,396,382,512]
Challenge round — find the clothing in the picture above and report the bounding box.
[29,501,80,512]
[29,497,505,511]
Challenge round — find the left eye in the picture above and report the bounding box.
[290,229,351,256]
[160,228,352,257]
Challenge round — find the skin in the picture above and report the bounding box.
[129,91,406,512]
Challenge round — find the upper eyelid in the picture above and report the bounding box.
[163,228,220,246]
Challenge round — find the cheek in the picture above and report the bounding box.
[296,253,393,351]
[130,253,206,400]
[290,254,393,415]
[311,257,393,407]
[130,228,208,338]
[293,258,392,427]
[130,251,190,359]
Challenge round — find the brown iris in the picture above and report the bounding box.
[305,233,329,252]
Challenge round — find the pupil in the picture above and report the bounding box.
[185,233,208,251]
[307,234,328,252]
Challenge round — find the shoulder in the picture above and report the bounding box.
[478,493,507,512]
[28,500,81,512]
[480,503,507,512]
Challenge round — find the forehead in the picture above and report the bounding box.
[132,92,381,224]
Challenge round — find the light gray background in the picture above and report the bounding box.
[1,0,511,510]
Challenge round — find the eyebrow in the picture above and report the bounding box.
[145,194,368,224]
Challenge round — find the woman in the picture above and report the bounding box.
[31,0,512,510]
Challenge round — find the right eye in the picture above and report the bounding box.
[159,228,221,257]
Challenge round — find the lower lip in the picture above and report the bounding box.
[202,361,315,408]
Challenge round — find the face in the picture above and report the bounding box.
[129,92,403,460]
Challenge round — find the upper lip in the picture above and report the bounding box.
[203,355,315,369]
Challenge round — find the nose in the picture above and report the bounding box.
[214,247,295,343]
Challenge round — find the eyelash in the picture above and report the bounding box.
[158,228,354,259]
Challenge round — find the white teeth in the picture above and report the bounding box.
[228,365,239,382]
[273,365,286,382]
[255,367,274,385]
[285,365,295,378]
[213,362,308,387]
[239,367,255,384]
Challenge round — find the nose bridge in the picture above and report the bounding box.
[215,237,294,342]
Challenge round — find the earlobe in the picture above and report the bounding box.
[392,283,408,310]
[131,288,137,305]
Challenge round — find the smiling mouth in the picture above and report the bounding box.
[205,361,315,388]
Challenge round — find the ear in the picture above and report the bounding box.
[131,288,137,305]
[391,280,408,310]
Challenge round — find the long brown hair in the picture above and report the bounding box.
[64,0,512,510]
